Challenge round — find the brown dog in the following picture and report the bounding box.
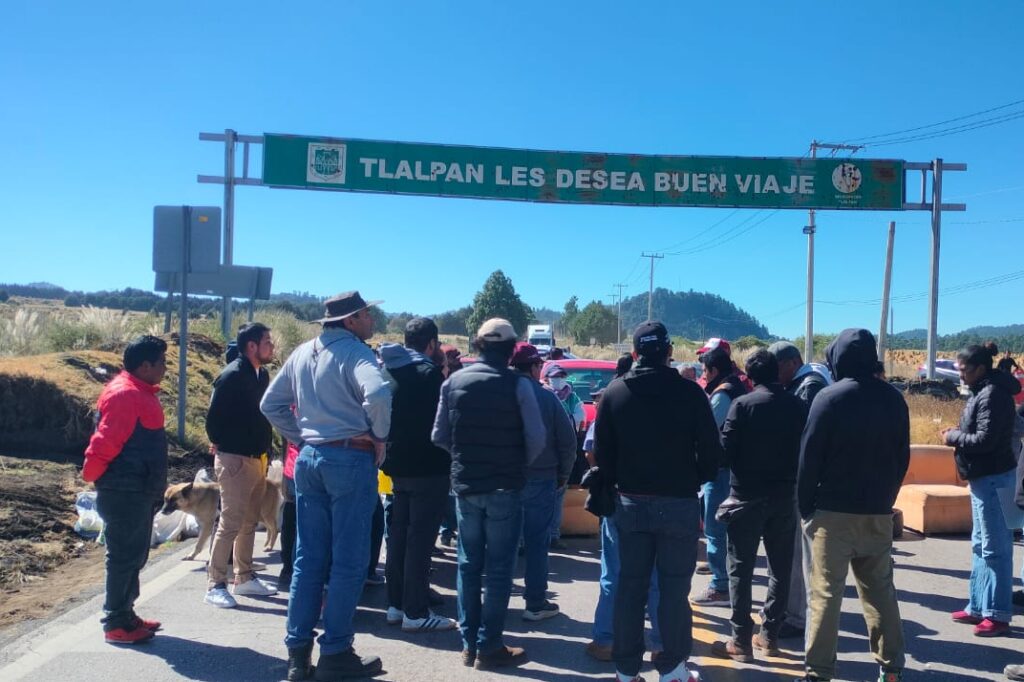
[161,481,221,560]
[161,478,283,559]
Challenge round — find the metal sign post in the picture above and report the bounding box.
[177,206,190,444]
[878,221,896,360]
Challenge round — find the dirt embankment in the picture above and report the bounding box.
[0,335,222,630]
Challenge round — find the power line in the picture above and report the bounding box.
[864,110,1024,148]
[817,269,1024,307]
[842,97,1024,145]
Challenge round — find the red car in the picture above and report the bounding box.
[540,359,618,431]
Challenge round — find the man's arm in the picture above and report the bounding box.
[551,395,578,486]
[798,395,832,518]
[515,376,547,465]
[895,396,911,485]
[431,380,453,452]
[693,391,724,484]
[260,356,303,445]
[945,392,1007,454]
[593,393,617,484]
[709,391,732,429]
[204,368,236,447]
[353,354,392,442]
[719,399,744,468]
[83,391,139,482]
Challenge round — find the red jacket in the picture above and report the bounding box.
[83,371,166,487]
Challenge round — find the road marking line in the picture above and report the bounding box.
[0,559,196,681]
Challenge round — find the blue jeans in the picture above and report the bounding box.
[286,444,377,654]
[592,517,662,649]
[701,467,730,592]
[966,469,1016,623]
[522,478,557,609]
[613,494,700,677]
[550,485,567,541]
[456,490,523,655]
[440,491,458,541]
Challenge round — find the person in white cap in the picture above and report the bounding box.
[432,318,546,670]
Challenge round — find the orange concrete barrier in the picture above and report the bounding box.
[560,486,600,536]
[896,444,971,534]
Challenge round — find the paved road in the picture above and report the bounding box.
[0,530,1021,681]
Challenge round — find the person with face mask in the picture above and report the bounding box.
[543,364,585,549]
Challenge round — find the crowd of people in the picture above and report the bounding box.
[80,290,1024,682]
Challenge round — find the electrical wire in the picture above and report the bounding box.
[864,110,1024,148]
[842,97,1024,145]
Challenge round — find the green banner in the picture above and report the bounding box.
[262,134,905,210]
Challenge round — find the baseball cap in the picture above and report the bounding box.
[633,321,670,355]
[510,342,542,366]
[476,318,517,342]
[543,363,568,378]
[697,337,731,356]
[767,340,802,363]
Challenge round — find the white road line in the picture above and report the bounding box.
[0,559,197,681]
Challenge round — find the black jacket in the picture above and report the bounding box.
[722,384,807,500]
[787,369,828,408]
[1016,402,1024,510]
[595,361,722,498]
[381,350,450,479]
[798,329,910,518]
[947,369,1020,481]
[205,357,272,457]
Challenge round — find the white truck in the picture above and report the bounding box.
[527,324,555,356]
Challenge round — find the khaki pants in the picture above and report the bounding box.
[804,510,905,680]
[207,452,266,588]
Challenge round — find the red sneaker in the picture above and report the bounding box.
[105,626,156,645]
[974,618,1010,637]
[951,610,982,624]
[132,615,162,631]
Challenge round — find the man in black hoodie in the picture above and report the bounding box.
[380,317,457,634]
[798,329,909,682]
[595,321,722,682]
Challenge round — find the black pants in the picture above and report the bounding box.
[725,496,796,643]
[280,477,297,580]
[96,489,157,631]
[368,494,385,577]
[613,494,700,677]
[386,476,449,618]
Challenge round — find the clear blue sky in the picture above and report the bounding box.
[3,2,1022,338]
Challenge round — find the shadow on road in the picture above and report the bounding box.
[133,635,288,682]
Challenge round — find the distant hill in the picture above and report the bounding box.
[619,288,769,341]
[890,324,1024,353]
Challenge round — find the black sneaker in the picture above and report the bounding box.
[314,649,382,680]
[1012,589,1024,608]
[278,571,293,594]
[778,622,805,639]
[287,643,314,681]
[523,601,560,621]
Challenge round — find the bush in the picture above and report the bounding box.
[45,319,103,352]
[0,290,9,303]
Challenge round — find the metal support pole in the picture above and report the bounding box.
[926,160,943,380]
[247,298,255,323]
[220,129,237,342]
[878,221,896,361]
[614,283,627,344]
[164,290,173,333]
[178,206,191,444]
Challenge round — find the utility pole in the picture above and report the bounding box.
[877,221,896,361]
[641,252,663,321]
[613,283,627,344]
[805,140,862,361]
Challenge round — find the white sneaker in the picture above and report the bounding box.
[386,607,404,625]
[660,662,700,682]
[204,586,237,608]
[401,613,457,632]
[233,577,276,597]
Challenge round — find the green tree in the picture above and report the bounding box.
[435,306,472,335]
[387,312,416,335]
[734,335,767,351]
[466,270,533,339]
[0,289,8,303]
[368,305,389,333]
[570,301,618,345]
[562,296,579,337]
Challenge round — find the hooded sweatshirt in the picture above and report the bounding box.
[379,343,450,479]
[797,329,910,518]
[945,367,1021,481]
[594,360,722,498]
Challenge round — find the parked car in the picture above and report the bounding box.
[916,358,961,383]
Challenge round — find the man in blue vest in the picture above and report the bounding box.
[432,318,546,670]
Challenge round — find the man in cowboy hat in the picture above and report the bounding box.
[261,291,393,681]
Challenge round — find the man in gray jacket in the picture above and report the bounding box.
[510,342,577,622]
